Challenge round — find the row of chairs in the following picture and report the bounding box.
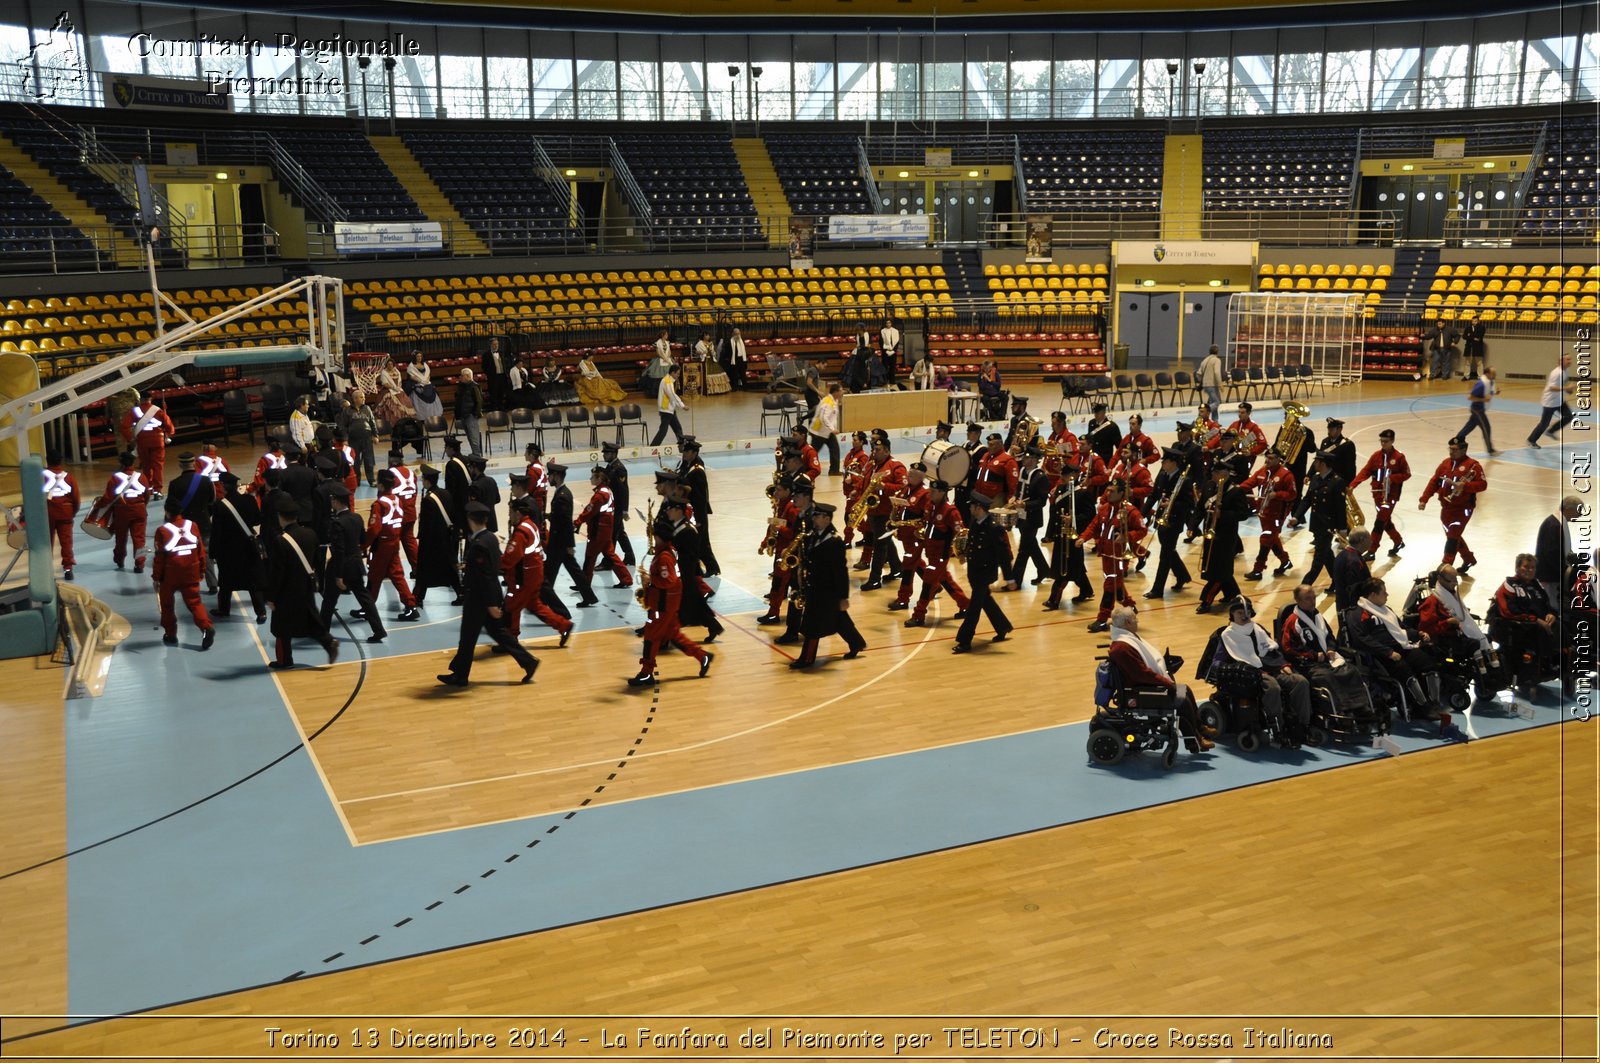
[413,403,653,454]
[1058,364,1327,415]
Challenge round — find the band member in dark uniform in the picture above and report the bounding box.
[602,440,635,568]
[1289,449,1349,593]
[442,436,472,539]
[665,497,722,642]
[1318,417,1358,484]
[1043,435,1105,610]
[438,502,539,687]
[1144,449,1195,599]
[1006,446,1050,589]
[955,421,984,516]
[1083,402,1122,465]
[791,502,867,668]
[545,463,597,607]
[320,483,386,643]
[1197,457,1251,613]
[953,492,1014,653]
[412,465,463,606]
[677,438,720,578]
[264,494,337,669]
[775,478,816,646]
[210,471,266,622]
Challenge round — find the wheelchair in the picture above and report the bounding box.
[1401,575,1508,709]
[1270,604,1391,740]
[1192,627,1310,753]
[1086,653,1190,770]
[1486,607,1566,698]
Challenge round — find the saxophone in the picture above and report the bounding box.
[1155,469,1189,529]
[847,464,888,530]
[787,529,809,613]
[777,529,803,572]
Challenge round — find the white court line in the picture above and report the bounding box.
[246,617,360,847]
[338,603,944,808]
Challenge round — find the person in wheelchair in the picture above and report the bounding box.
[1417,564,1508,700]
[1278,584,1385,731]
[1489,553,1563,697]
[1211,597,1313,747]
[1105,607,1213,753]
[1346,577,1446,719]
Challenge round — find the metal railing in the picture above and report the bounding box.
[0,223,281,274]
[862,132,1028,164]
[1012,135,1029,215]
[1359,117,1546,158]
[1444,206,1599,246]
[261,132,348,223]
[607,137,655,231]
[531,136,585,235]
[856,139,882,211]
[985,209,1401,247]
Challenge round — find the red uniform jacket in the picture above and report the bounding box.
[152,518,205,584]
[253,451,289,494]
[1104,460,1153,506]
[123,405,173,447]
[644,544,683,620]
[337,445,360,493]
[1241,464,1297,521]
[196,450,229,500]
[866,458,908,518]
[1495,577,1551,623]
[894,485,931,549]
[1418,457,1487,510]
[389,462,418,522]
[919,498,965,563]
[43,465,79,521]
[525,460,549,513]
[576,484,617,533]
[1043,428,1078,485]
[101,469,149,511]
[1208,418,1268,458]
[1417,593,1463,640]
[1064,452,1109,499]
[974,449,1019,504]
[501,517,546,587]
[364,492,404,548]
[1084,500,1147,555]
[842,446,870,499]
[1352,448,1411,505]
[1126,431,1160,466]
[797,444,822,481]
[763,499,800,555]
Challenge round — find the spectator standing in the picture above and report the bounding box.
[1528,354,1575,448]
[1197,345,1224,409]
[1456,367,1499,456]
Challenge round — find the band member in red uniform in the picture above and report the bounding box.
[860,437,908,591]
[1240,448,1296,579]
[576,464,633,589]
[152,495,215,649]
[1123,413,1160,466]
[524,442,550,515]
[1209,402,1269,470]
[1417,436,1488,576]
[331,430,360,494]
[840,430,870,549]
[500,495,573,644]
[787,423,822,481]
[252,439,289,495]
[102,450,149,572]
[903,478,970,627]
[1192,402,1222,447]
[630,516,713,686]
[1104,440,1153,508]
[387,448,420,566]
[195,443,229,500]
[123,393,174,500]
[757,476,802,624]
[973,431,1020,507]
[888,461,932,610]
[42,450,79,580]
[362,469,421,621]
[1083,481,1146,632]
[1043,435,1106,610]
[1042,411,1078,488]
[1352,428,1410,559]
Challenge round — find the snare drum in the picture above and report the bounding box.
[922,439,971,485]
[81,498,113,540]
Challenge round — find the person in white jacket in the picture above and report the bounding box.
[651,366,687,446]
[289,394,316,452]
[808,382,843,474]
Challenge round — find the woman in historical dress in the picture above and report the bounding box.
[373,356,414,425]
[405,350,444,420]
[576,352,627,406]
[693,331,731,396]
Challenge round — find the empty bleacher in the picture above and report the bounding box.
[1020,130,1164,212]
[765,133,872,216]
[984,261,1108,316]
[0,162,97,271]
[613,134,761,243]
[270,130,424,222]
[0,115,140,236]
[1204,127,1359,211]
[1424,261,1599,324]
[401,130,586,252]
[1521,116,1598,241]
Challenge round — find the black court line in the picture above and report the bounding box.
[0,616,370,883]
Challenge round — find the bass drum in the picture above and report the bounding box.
[922,439,971,487]
[80,498,114,540]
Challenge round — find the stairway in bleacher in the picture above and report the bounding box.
[366,135,490,256]
[0,133,140,268]
[1383,247,1442,313]
[943,248,989,309]
[1160,134,1204,240]
[732,138,790,250]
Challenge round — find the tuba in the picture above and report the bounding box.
[1008,414,1041,457]
[1344,487,1366,529]
[1272,401,1312,465]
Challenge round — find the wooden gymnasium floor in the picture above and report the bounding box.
[0,375,1595,1062]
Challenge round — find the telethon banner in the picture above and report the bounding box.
[827,214,931,244]
[334,221,444,254]
[787,217,816,271]
[1025,215,1054,262]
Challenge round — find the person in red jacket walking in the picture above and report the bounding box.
[151,495,214,649]
[1417,436,1488,575]
[362,469,420,622]
[122,393,174,500]
[576,464,632,588]
[500,495,573,644]
[387,448,420,567]
[42,450,80,580]
[904,478,971,627]
[1352,429,1411,560]
[629,518,713,686]
[101,450,150,573]
[1083,481,1146,632]
[1241,449,1296,579]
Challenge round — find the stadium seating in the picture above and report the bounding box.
[0,115,141,236]
[985,261,1109,316]
[402,130,589,250]
[1519,116,1598,241]
[613,134,761,244]
[1424,261,1599,323]
[270,130,424,222]
[0,161,98,270]
[765,133,872,216]
[1204,127,1359,211]
[1020,130,1164,212]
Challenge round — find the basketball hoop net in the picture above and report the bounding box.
[347,352,387,398]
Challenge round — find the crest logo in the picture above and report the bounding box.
[1152,244,1167,263]
[19,12,83,102]
[112,77,134,107]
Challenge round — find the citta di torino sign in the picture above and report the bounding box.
[1117,240,1255,266]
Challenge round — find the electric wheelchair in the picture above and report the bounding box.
[1272,603,1392,741]
[1192,626,1309,753]
[1085,651,1191,770]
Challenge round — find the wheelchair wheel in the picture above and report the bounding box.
[1197,700,1228,736]
[1445,685,1472,711]
[1237,729,1263,754]
[1305,724,1327,747]
[1161,741,1178,770]
[1087,729,1126,765]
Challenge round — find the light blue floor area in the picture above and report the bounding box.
[34,389,1588,1021]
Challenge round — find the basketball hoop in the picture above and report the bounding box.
[347,352,388,398]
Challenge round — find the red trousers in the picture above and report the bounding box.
[1370,497,1404,548]
[49,514,75,569]
[1251,512,1290,571]
[766,566,792,614]
[112,503,147,568]
[159,578,212,637]
[582,519,631,586]
[893,543,924,605]
[1439,506,1476,565]
[366,538,417,608]
[137,440,165,492]
[913,555,971,621]
[1097,555,1136,621]
[505,563,571,637]
[640,616,706,671]
[401,520,419,566]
